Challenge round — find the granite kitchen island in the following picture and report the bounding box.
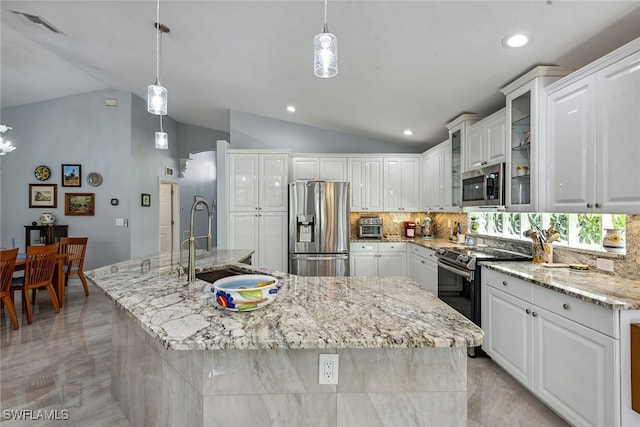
[87,250,483,427]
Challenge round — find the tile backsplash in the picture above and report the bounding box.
[351,212,640,280]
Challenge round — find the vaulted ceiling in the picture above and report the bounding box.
[2,1,640,150]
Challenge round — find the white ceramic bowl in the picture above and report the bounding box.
[211,274,279,312]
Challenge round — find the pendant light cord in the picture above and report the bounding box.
[155,0,161,84]
[160,115,164,132]
[323,0,329,32]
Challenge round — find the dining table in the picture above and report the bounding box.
[13,251,69,308]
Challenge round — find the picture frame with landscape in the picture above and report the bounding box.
[61,164,82,187]
[65,192,95,216]
[29,184,57,208]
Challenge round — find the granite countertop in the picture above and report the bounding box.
[86,249,483,351]
[351,236,460,251]
[353,238,640,311]
[481,261,640,310]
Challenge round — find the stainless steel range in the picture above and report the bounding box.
[435,245,531,356]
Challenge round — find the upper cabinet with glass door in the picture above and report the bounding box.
[500,66,571,212]
[446,114,483,210]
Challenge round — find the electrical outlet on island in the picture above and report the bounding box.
[596,258,614,272]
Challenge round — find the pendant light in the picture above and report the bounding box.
[147,0,168,115]
[314,0,338,78]
[155,116,168,150]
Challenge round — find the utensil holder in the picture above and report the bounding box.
[532,243,552,264]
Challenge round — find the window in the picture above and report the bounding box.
[468,212,626,253]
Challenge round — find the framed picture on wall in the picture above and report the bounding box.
[29,184,57,208]
[141,193,151,207]
[65,193,95,216]
[61,164,82,187]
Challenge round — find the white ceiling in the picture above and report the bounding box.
[2,1,640,150]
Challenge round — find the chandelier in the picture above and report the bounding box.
[0,125,16,155]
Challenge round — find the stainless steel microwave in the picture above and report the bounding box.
[461,163,505,207]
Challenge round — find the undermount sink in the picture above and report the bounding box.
[195,268,249,284]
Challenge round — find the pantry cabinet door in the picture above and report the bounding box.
[229,212,259,255]
[229,154,258,211]
[596,50,640,213]
[546,77,597,212]
[259,154,288,211]
[259,212,288,272]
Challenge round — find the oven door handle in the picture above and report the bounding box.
[437,259,474,281]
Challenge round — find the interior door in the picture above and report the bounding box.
[159,182,175,253]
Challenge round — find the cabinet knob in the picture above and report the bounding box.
[562,303,570,310]
[595,203,601,208]
[421,260,426,264]
[502,281,508,286]
[586,203,593,208]
[532,312,538,317]
[526,309,531,314]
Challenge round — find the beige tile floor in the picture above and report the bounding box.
[1,279,568,426]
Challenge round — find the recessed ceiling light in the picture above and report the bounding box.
[403,129,414,136]
[502,33,532,48]
[286,105,296,113]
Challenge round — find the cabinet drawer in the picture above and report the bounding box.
[351,242,378,252]
[378,242,406,252]
[483,269,533,302]
[533,285,618,338]
[410,244,435,259]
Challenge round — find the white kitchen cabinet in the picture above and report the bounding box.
[229,211,287,272]
[447,114,483,209]
[383,157,420,211]
[546,77,597,212]
[464,109,507,172]
[546,47,640,213]
[350,242,407,277]
[291,156,347,181]
[408,244,437,295]
[348,157,383,212]
[421,140,451,211]
[534,305,617,427]
[229,152,288,212]
[482,268,620,427]
[500,66,571,212]
[483,283,534,387]
[228,150,289,272]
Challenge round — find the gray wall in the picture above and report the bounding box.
[177,123,228,159]
[0,89,177,269]
[179,151,217,248]
[230,111,422,153]
[129,94,179,258]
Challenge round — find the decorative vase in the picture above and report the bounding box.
[40,211,55,225]
[532,242,552,264]
[602,228,625,253]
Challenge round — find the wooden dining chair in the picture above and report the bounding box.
[0,248,20,330]
[59,237,89,296]
[10,243,60,325]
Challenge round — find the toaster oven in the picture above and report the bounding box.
[358,216,383,238]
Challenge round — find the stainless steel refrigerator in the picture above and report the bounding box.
[289,181,350,276]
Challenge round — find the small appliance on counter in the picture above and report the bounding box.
[422,216,435,239]
[404,221,417,238]
[358,216,383,238]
